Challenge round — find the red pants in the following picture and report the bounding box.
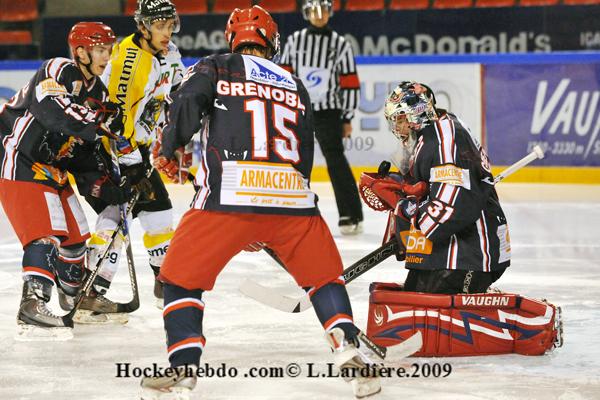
[0,179,90,247]
[159,210,343,290]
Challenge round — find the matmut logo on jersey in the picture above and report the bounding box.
[243,56,297,91]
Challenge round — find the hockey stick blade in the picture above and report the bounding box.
[241,240,399,313]
[239,279,313,313]
[115,237,140,313]
[383,331,423,363]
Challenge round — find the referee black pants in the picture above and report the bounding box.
[313,109,363,222]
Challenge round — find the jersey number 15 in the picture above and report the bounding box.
[245,99,300,164]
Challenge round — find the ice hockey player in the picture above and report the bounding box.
[78,0,186,322]
[0,22,124,340]
[377,81,510,293]
[140,6,382,399]
[362,81,562,357]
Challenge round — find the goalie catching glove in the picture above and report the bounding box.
[359,171,428,212]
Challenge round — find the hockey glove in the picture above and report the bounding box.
[102,101,124,134]
[152,144,192,184]
[89,175,132,205]
[153,155,180,183]
[395,196,418,222]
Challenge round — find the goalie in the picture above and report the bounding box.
[361,81,562,356]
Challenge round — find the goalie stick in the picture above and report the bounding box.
[238,146,545,314]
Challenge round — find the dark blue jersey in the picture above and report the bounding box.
[399,112,510,272]
[0,58,107,189]
[162,53,319,216]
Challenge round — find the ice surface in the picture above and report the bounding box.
[0,183,599,399]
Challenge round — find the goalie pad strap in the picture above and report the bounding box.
[367,284,560,356]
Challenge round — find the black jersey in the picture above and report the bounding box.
[162,53,319,216]
[400,112,511,273]
[0,57,107,189]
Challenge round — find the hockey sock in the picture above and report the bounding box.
[22,239,58,288]
[163,283,206,368]
[307,280,359,341]
[54,243,85,296]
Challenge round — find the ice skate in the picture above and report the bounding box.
[140,365,197,400]
[73,289,129,324]
[326,328,382,398]
[15,278,73,341]
[339,217,364,236]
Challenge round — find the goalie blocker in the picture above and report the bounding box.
[367,282,563,356]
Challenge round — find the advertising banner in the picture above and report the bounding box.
[0,61,481,169]
[485,64,600,167]
[40,6,600,59]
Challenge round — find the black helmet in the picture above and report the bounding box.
[135,0,180,33]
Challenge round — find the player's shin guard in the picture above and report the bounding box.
[87,230,125,294]
[144,229,173,306]
[21,239,58,288]
[163,283,206,368]
[55,244,85,311]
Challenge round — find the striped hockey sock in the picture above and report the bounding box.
[163,283,206,367]
[307,279,359,341]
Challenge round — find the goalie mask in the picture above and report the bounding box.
[135,0,180,33]
[384,81,437,142]
[302,0,334,20]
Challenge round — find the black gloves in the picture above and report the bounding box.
[89,175,132,205]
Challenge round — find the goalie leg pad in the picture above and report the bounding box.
[366,284,561,356]
[163,283,206,367]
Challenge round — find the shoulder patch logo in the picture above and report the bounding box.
[243,56,297,91]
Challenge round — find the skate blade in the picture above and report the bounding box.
[14,323,73,341]
[140,386,192,400]
[74,309,129,325]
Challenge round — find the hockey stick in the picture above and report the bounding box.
[115,234,140,313]
[241,240,399,313]
[238,146,545,314]
[62,191,140,325]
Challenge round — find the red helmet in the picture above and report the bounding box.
[68,22,116,57]
[225,6,279,57]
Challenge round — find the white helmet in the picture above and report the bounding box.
[384,81,437,141]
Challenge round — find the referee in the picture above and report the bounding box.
[280,0,363,235]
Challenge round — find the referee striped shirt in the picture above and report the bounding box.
[280,25,360,122]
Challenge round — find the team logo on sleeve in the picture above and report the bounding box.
[243,56,297,91]
[430,164,471,189]
[36,78,68,101]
